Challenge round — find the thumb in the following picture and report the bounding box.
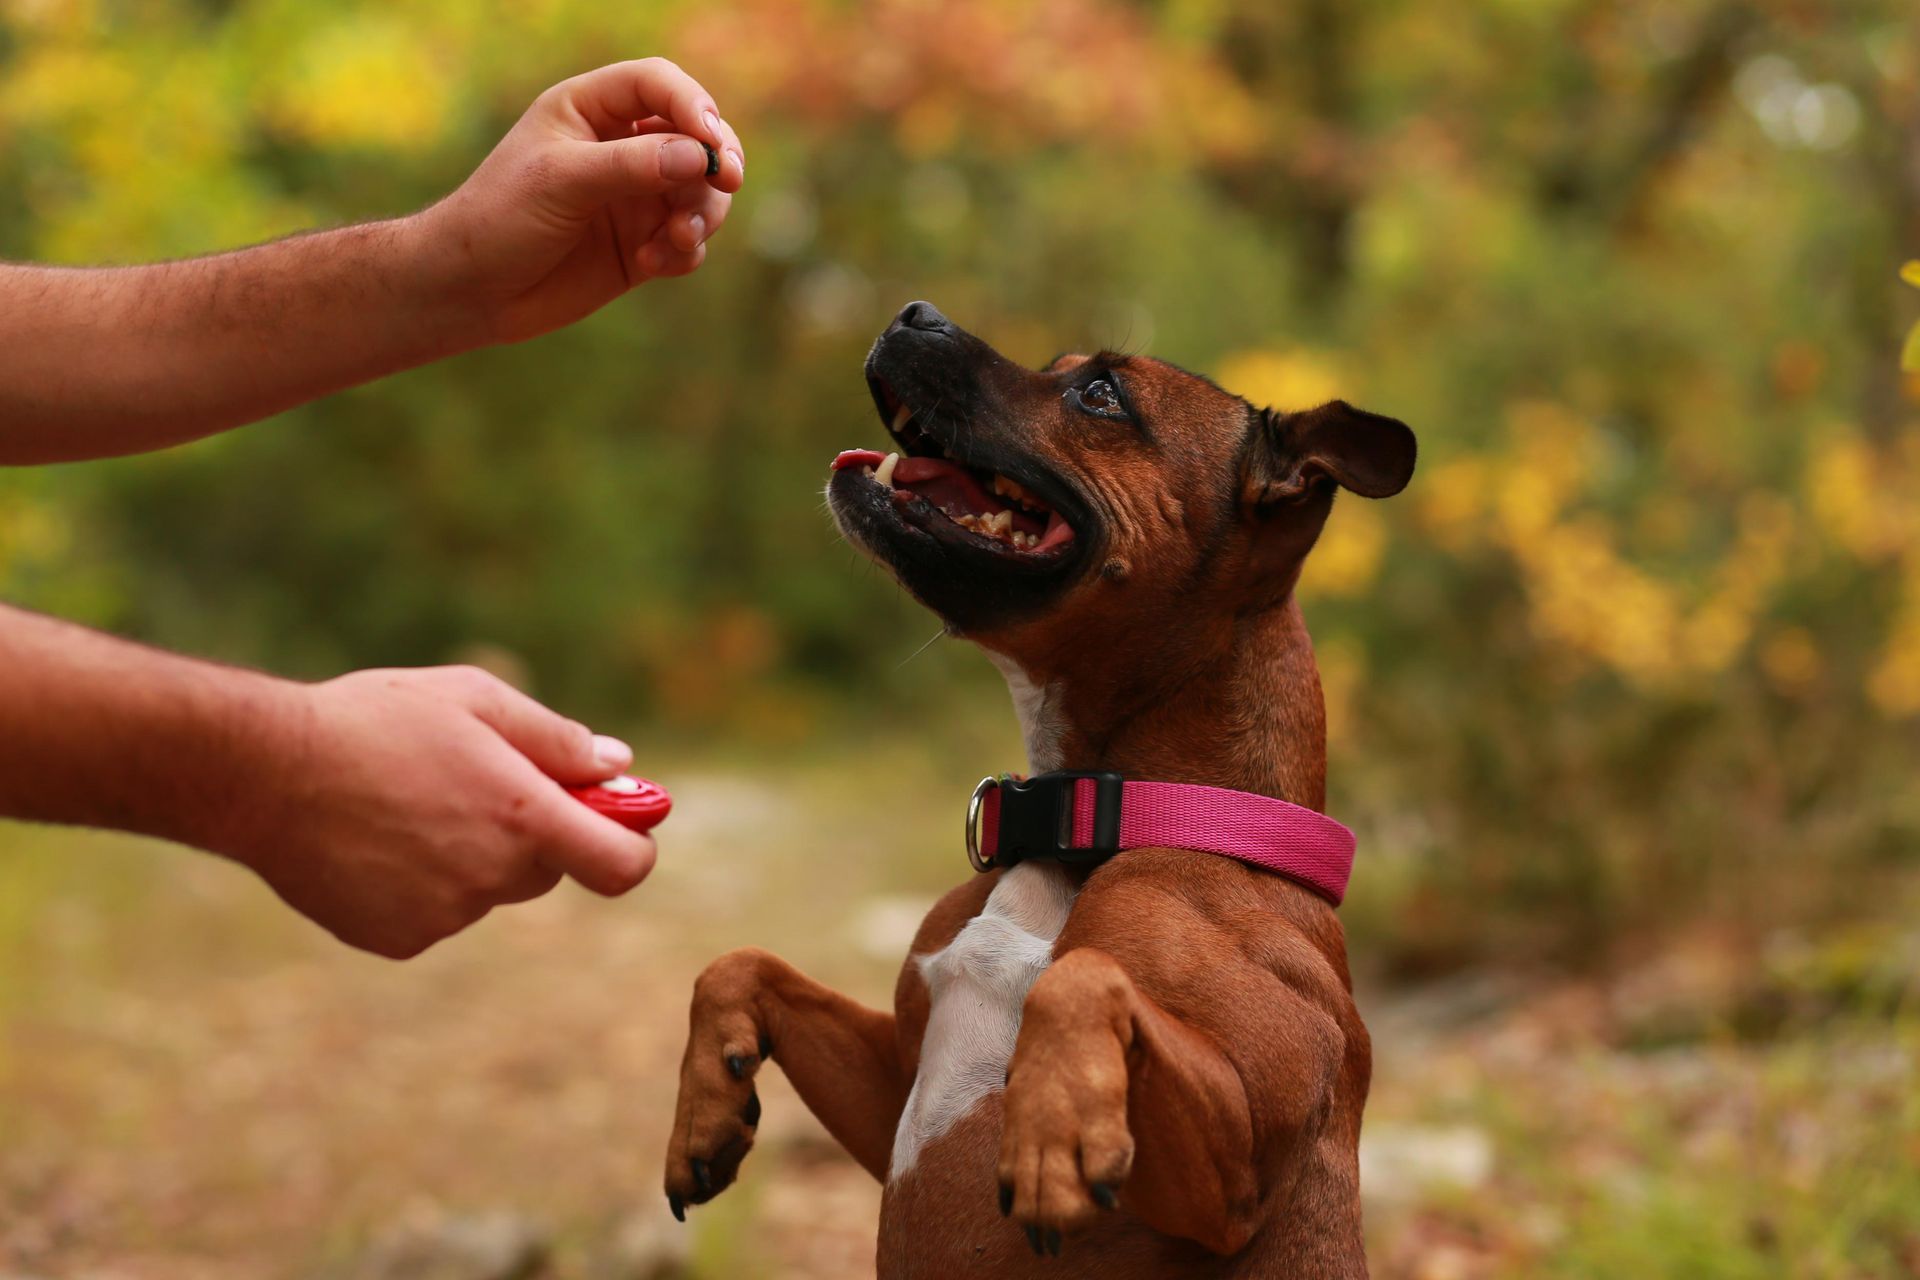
[464,683,631,784]
[558,134,712,205]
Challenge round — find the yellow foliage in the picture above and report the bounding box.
[1315,636,1364,748]
[1871,556,1920,717]
[1869,614,1920,716]
[0,497,72,582]
[1808,435,1906,560]
[263,16,452,151]
[1434,403,1806,690]
[0,46,138,124]
[1213,347,1353,412]
[1493,401,1593,544]
[1759,627,1822,694]
[1411,456,1490,552]
[1300,500,1387,599]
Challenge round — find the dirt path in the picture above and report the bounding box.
[4,766,1914,1279]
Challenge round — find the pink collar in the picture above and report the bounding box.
[967,772,1355,905]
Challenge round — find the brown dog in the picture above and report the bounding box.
[663,302,1415,1277]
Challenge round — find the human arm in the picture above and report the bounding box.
[0,58,745,465]
[0,603,656,958]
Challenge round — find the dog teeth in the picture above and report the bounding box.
[892,405,913,432]
[990,474,1030,505]
[875,451,900,487]
[938,503,1028,547]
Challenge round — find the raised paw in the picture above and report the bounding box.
[664,949,775,1218]
[995,957,1136,1254]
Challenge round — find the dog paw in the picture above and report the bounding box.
[995,957,1136,1253]
[663,950,774,1218]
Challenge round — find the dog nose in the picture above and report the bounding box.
[893,301,953,334]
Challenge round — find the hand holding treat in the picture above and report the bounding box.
[416,58,746,345]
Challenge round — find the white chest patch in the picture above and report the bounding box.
[889,862,1078,1180]
[988,653,1066,772]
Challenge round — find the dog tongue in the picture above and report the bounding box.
[829,448,1076,551]
[888,455,998,514]
[1036,509,1073,551]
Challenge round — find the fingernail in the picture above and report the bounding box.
[687,213,707,243]
[726,147,744,177]
[592,734,632,771]
[661,138,708,181]
[701,142,719,178]
[702,109,723,143]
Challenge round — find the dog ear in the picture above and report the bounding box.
[1245,401,1417,504]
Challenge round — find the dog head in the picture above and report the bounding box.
[828,302,1415,674]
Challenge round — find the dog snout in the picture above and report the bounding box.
[891,300,955,336]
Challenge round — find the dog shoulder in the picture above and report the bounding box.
[1059,850,1356,1004]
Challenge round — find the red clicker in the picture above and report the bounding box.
[568,775,673,833]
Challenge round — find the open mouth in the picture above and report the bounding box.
[829,385,1079,561]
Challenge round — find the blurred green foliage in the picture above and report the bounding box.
[3,0,1919,970]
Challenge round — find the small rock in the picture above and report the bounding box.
[1359,1123,1494,1207]
[351,1211,550,1280]
[850,895,934,962]
[589,1200,692,1280]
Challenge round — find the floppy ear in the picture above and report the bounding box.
[1244,400,1417,504]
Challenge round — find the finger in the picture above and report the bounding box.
[559,58,729,155]
[637,240,706,281]
[454,672,631,785]
[709,114,745,191]
[581,116,741,191]
[528,796,659,897]
[664,187,732,253]
[494,860,566,905]
[559,134,716,206]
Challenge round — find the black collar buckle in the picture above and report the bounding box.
[966,770,1124,873]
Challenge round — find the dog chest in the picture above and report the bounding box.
[888,862,1078,1180]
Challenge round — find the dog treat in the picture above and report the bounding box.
[567,775,673,833]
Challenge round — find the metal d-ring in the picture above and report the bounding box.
[965,775,1000,873]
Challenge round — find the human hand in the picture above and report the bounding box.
[414,58,745,345]
[229,665,657,959]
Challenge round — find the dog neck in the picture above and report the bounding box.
[987,597,1328,811]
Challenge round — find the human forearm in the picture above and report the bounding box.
[0,217,477,464]
[0,59,743,466]
[0,604,656,956]
[0,603,302,850]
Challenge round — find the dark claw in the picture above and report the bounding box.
[1045,1228,1062,1257]
[743,1090,762,1127]
[998,1184,1013,1217]
[1091,1182,1118,1210]
[667,1192,685,1223]
[691,1157,713,1195]
[1025,1225,1044,1256]
[758,1033,773,1059]
[726,1054,748,1080]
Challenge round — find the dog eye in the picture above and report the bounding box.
[1073,378,1125,418]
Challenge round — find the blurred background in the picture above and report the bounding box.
[3,0,1918,1276]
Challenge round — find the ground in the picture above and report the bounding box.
[2,750,1915,1279]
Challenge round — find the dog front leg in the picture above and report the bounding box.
[663,946,908,1216]
[996,945,1344,1258]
